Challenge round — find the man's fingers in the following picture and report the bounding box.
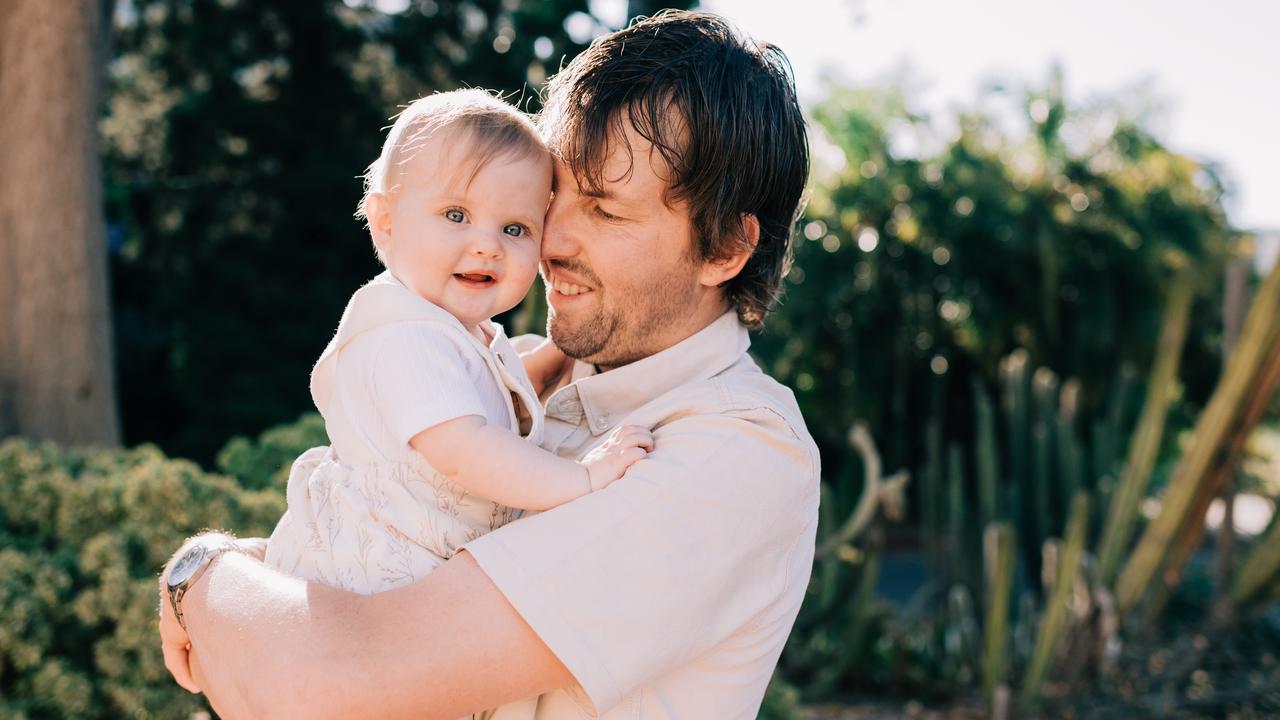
[161,637,201,693]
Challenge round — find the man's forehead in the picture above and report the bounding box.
[553,125,675,203]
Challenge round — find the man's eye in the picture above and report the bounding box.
[503,223,527,238]
[444,209,466,223]
[595,206,620,222]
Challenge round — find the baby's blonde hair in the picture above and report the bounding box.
[358,90,547,257]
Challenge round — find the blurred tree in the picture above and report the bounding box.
[0,0,121,446]
[102,0,685,462]
[756,75,1234,511]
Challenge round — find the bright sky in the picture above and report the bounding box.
[689,0,1280,231]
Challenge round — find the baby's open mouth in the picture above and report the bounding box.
[453,272,496,286]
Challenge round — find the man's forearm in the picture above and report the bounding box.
[183,552,365,718]
[181,549,574,719]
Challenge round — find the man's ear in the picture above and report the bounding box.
[699,213,759,288]
[365,193,394,257]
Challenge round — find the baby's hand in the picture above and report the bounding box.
[581,425,654,492]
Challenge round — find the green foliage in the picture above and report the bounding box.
[766,74,1243,707]
[102,0,695,463]
[755,75,1234,476]
[0,438,283,718]
[215,412,328,491]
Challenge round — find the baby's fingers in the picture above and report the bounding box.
[612,425,654,451]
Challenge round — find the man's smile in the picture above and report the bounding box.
[542,262,595,297]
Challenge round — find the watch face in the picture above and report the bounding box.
[167,544,208,589]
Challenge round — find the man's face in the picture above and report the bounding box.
[540,124,720,369]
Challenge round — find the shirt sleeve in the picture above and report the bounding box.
[461,406,820,714]
[365,322,490,447]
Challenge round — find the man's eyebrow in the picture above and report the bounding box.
[580,186,612,200]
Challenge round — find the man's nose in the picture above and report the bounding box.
[540,193,578,260]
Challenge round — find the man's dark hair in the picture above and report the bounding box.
[539,10,809,329]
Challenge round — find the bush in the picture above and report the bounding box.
[215,412,328,491]
[0,438,284,719]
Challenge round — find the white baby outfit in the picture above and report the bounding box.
[265,271,545,595]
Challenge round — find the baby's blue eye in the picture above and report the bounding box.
[444,209,466,223]
[503,223,526,237]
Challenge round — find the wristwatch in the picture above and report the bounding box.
[165,537,242,632]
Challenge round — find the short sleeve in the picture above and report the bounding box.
[462,407,820,713]
[365,322,490,447]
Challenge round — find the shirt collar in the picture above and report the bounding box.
[547,310,750,435]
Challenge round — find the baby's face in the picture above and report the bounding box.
[375,135,551,329]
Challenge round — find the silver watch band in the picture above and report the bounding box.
[170,540,242,632]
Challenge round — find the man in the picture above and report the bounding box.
[159,10,817,718]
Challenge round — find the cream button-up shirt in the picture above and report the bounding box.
[464,310,820,719]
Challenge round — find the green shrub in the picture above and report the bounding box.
[0,438,284,719]
[215,412,328,491]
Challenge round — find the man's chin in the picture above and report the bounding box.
[548,312,609,363]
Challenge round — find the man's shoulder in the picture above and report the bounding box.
[637,354,817,464]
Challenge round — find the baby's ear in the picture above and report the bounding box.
[364,193,394,253]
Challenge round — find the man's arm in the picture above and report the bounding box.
[166,548,574,719]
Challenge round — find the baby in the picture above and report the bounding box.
[264,90,651,596]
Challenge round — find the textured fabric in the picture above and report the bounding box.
[465,311,821,719]
[265,272,545,596]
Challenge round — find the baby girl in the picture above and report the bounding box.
[264,90,651,595]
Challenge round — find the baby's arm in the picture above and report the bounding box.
[410,417,652,511]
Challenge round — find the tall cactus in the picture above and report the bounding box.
[1095,265,1196,584]
[1032,368,1060,537]
[1233,514,1280,616]
[983,523,1016,709]
[948,442,970,589]
[974,379,1001,529]
[1055,381,1087,531]
[1019,492,1091,714]
[1001,350,1040,586]
[1116,262,1280,613]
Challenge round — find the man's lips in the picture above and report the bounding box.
[542,263,594,297]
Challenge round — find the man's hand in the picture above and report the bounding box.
[158,534,267,693]
[158,568,200,693]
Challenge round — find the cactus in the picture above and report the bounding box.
[1033,421,1055,541]
[1032,368,1060,537]
[1116,262,1280,614]
[923,419,943,572]
[1019,491,1090,714]
[1100,364,1137,476]
[1231,508,1280,614]
[948,442,969,589]
[946,584,982,684]
[974,379,1002,529]
[1095,267,1196,585]
[1143,344,1280,627]
[983,523,1016,709]
[808,531,883,696]
[1056,380,1085,512]
[1001,350,1041,588]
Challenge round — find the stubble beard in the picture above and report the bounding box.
[547,272,694,369]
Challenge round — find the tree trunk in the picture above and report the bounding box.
[0,0,119,445]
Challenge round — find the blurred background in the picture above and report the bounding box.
[2,0,1279,717]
